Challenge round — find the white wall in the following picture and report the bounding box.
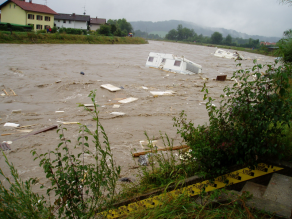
[54,19,87,29]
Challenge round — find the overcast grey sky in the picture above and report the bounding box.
[1,0,291,37]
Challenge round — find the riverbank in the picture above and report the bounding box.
[0,32,148,44]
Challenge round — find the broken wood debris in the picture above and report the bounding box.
[62,122,79,125]
[1,133,14,136]
[216,75,227,81]
[13,125,58,141]
[133,145,190,157]
[2,88,17,96]
[0,142,11,151]
[16,124,37,129]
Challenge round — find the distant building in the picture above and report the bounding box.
[54,13,90,30]
[260,42,277,46]
[89,17,106,31]
[0,0,57,30]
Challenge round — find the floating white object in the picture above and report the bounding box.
[12,110,21,113]
[142,86,148,90]
[4,123,20,127]
[214,49,244,60]
[55,111,65,113]
[110,112,125,116]
[83,104,94,107]
[62,122,79,125]
[146,52,202,74]
[150,90,175,96]
[1,93,5,96]
[18,129,32,133]
[118,97,138,104]
[100,84,121,92]
[113,104,120,108]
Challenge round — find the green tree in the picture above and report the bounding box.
[97,25,111,36]
[211,31,223,44]
[225,34,232,45]
[165,29,178,40]
[107,18,133,35]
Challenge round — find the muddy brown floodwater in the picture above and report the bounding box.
[0,41,275,200]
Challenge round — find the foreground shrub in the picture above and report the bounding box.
[174,60,292,178]
[31,90,121,218]
[0,152,50,218]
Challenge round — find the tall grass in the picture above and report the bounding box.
[0,32,148,44]
[0,151,51,218]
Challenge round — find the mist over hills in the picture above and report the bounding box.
[130,20,281,43]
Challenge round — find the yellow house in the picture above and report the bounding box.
[0,0,57,30]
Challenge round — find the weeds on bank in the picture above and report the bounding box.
[126,189,275,219]
[0,152,50,218]
[174,60,292,179]
[116,132,199,202]
[30,90,121,218]
[0,32,148,44]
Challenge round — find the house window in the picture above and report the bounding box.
[14,4,16,8]
[69,20,71,24]
[174,61,181,67]
[9,4,11,8]
[148,57,154,62]
[36,24,43,30]
[58,20,60,22]
[45,16,50,21]
[36,15,43,20]
[63,20,66,23]
[28,14,34,19]
[162,58,166,63]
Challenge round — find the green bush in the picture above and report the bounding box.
[58,27,83,35]
[31,90,121,217]
[174,60,292,178]
[0,152,50,218]
[97,25,111,36]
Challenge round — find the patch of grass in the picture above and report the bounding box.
[116,132,198,202]
[0,32,148,44]
[126,190,275,219]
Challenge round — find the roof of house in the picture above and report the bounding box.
[0,0,57,15]
[90,17,106,25]
[260,42,277,46]
[55,13,90,22]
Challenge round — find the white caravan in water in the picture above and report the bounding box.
[145,52,202,74]
[214,49,244,60]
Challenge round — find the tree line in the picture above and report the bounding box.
[164,24,261,48]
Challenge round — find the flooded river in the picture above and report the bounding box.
[0,40,275,198]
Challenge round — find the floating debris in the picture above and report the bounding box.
[118,97,138,104]
[101,84,121,92]
[150,90,175,96]
[146,52,202,74]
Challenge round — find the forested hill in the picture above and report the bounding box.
[130,20,281,42]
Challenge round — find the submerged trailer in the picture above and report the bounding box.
[145,52,202,74]
[214,49,244,60]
